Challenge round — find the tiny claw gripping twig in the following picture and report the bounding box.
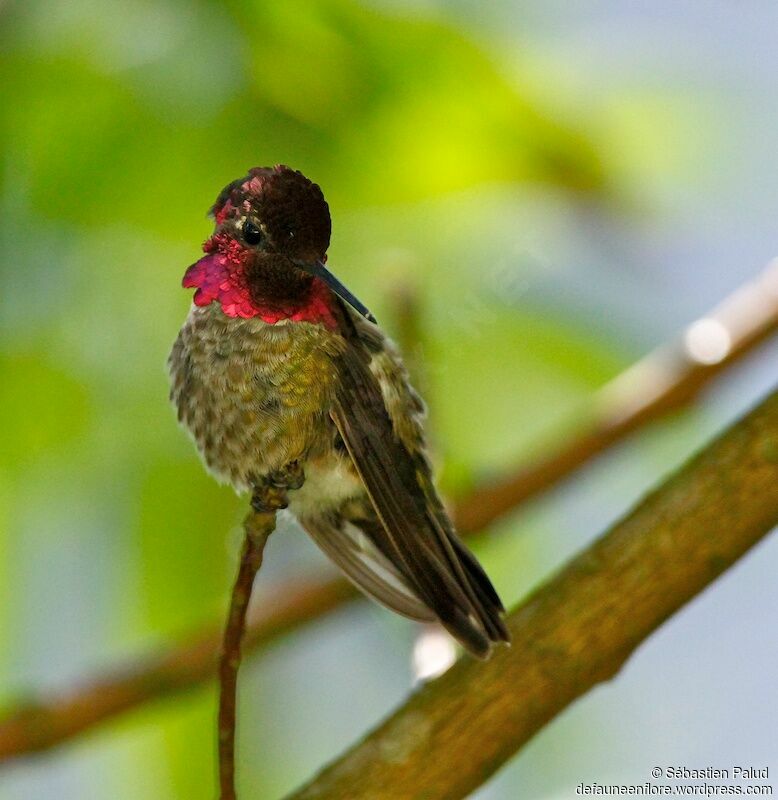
[218,486,285,799]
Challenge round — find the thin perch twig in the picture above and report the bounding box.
[0,574,357,761]
[218,510,277,800]
[288,387,778,800]
[0,264,777,762]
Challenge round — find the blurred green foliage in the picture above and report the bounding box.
[0,1,634,798]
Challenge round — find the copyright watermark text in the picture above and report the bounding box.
[576,767,772,796]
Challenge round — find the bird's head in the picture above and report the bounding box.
[183,165,375,324]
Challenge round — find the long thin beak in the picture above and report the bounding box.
[299,260,377,324]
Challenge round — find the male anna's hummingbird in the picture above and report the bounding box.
[169,165,509,657]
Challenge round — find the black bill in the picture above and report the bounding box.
[298,259,377,324]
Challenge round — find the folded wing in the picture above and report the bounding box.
[327,314,509,658]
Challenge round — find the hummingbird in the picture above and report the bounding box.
[169,165,509,658]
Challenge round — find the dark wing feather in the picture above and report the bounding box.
[302,512,436,621]
[329,317,509,658]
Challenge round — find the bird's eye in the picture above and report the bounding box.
[242,220,263,246]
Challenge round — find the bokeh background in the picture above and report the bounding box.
[2,1,777,798]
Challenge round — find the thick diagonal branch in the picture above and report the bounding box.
[288,388,778,800]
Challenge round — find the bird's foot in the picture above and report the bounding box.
[250,485,288,513]
[251,461,305,513]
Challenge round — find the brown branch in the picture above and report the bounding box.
[218,509,277,800]
[454,260,778,532]
[1,264,777,763]
[288,387,778,800]
[0,575,356,761]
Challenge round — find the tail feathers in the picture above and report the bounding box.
[432,523,510,653]
[301,508,509,658]
[408,479,510,655]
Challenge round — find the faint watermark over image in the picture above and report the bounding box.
[575,766,773,796]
